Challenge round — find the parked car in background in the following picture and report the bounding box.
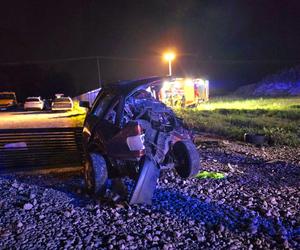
[51,96,73,111]
[24,96,44,111]
[0,92,18,111]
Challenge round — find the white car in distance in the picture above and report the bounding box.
[51,96,73,111]
[24,97,44,111]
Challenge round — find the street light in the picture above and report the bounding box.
[163,51,176,76]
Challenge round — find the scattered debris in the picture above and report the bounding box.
[23,203,33,211]
[195,171,225,179]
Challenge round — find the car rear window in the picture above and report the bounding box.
[54,98,71,102]
[26,98,40,102]
[0,94,15,99]
[93,92,115,117]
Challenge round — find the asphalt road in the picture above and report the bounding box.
[0,110,85,129]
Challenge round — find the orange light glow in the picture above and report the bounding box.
[163,52,176,61]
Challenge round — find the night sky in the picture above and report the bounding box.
[1,0,300,99]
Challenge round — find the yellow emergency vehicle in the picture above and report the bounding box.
[159,78,209,107]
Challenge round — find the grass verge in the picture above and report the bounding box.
[65,101,87,127]
[176,97,300,146]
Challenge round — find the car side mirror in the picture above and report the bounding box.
[79,101,90,109]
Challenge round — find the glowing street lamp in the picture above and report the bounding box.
[163,52,176,76]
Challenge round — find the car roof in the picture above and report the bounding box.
[53,96,71,100]
[101,76,169,96]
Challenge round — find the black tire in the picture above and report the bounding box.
[244,133,268,146]
[173,140,200,178]
[84,152,108,196]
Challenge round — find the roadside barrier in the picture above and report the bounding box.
[0,127,84,173]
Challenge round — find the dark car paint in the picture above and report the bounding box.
[106,122,145,159]
[100,76,166,96]
[83,77,169,159]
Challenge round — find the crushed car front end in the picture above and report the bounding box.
[82,77,200,205]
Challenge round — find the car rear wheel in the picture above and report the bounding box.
[84,152,108,196]
[173,140,200,178]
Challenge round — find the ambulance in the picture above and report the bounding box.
[159,78,209,107]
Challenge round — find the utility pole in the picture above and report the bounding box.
[168,59,172,76]
[163,52,176,76]
[96,56,102,88]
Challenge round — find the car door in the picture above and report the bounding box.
[83,91,112,143]
[104,94,145,159]
[83,91,122,149]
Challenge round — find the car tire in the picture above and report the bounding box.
[244,133,268,146]
[84,152,108,196]
[173,140,200,178]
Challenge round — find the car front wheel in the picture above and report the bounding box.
[84,152,108,196]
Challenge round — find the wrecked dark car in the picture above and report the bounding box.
[80,77,200,205]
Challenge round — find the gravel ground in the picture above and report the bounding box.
[0,136,299,249]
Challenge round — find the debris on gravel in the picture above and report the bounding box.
[0,135,299,249]
[23,203,33,211]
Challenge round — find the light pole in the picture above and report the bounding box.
[163,52,176,76]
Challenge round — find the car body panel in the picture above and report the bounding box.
[83,77,168,154]
[0,92,17,110]
[106,122,145,159]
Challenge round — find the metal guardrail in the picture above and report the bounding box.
[0,127,84,173]
[73,88,100,105]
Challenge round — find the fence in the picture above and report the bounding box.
[73,88,101,106]
[0,127,84,173]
